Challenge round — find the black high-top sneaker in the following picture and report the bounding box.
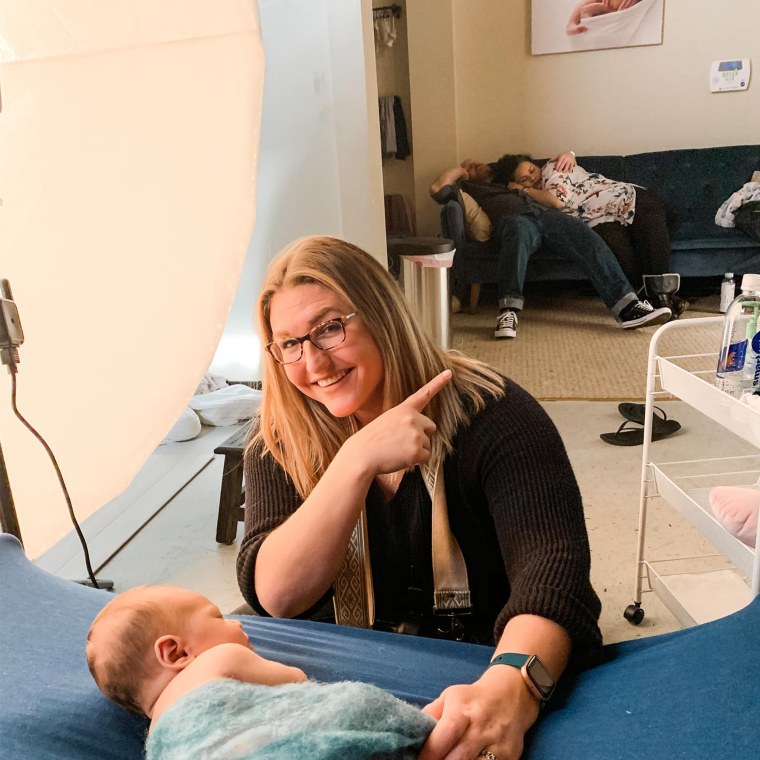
[619,299,672,329]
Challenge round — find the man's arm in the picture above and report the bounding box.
[430,165,469,197]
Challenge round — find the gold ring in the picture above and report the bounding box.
[478,752,497,760]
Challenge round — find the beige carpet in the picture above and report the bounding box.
[451,291,724,400]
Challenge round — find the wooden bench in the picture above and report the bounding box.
[214,421,251,544]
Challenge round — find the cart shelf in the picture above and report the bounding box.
[626,317,760,628]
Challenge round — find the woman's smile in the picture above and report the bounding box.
[315,368,352,388]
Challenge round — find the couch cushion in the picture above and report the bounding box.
[670,220,760,248]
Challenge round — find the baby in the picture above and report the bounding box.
[567,0,640,35]
[86,585,434,759]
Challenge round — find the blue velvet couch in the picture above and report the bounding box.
[440,144,760,307]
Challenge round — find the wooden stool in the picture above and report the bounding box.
[214,421,251,544]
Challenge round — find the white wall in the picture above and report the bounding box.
[210,0,385,381]
[406,0,458,239]
[408,0,760,235]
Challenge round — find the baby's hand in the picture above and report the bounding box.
[566,21,588,35]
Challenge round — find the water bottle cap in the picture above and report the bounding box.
[725,273,734,278]
[741,274,760,292]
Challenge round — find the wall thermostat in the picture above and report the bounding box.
[710,59,751,92]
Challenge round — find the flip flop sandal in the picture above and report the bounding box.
[617,403,678,435]
[600,418,681,446]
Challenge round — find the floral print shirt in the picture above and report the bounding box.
[542,160,636,228]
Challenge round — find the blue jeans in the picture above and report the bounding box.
[495,210,637,318]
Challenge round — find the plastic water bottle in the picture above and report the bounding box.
[720,273,736,313]
[716,274,760,397]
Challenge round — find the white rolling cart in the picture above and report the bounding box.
[624,316,760,627]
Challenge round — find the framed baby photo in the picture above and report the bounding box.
[531,0,665,55]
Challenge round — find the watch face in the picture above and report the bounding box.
[527,656,555,699]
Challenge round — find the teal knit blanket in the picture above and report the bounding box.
[145,679,435,759]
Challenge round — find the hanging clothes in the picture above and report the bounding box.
[374,13,397,49]
[379,96,411,160]
[379,96,396,156]
[392,96,410,160]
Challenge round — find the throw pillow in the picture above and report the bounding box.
[709,485,759,547]
[459,191,493,242]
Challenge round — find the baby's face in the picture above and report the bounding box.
[169,588,252,654]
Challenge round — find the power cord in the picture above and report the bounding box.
[9,370,111,589]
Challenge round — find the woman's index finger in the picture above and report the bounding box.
[402,370,452,412]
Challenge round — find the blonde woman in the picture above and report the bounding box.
[237,236,601,760]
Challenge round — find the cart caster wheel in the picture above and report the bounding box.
[624,604,645,625]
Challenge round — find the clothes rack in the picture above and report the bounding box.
[373,4,402,19]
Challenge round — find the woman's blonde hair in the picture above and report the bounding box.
[253,235,504,498]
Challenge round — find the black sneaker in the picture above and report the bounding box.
[495,310,518,338]
[619,299,671,329]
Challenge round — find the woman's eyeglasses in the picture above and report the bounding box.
[266,312,358,364]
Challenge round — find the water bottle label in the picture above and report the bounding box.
[750,332,760,389]
[719,340,747,372]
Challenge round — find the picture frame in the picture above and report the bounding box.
[531,0,665,56]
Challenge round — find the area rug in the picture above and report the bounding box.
[451,292,724,400]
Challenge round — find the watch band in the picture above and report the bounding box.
[489,653,530,669]
[488,653,555,702]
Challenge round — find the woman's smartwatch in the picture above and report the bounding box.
[488,653,555,702]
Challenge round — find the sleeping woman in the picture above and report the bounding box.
[493,151,688,317]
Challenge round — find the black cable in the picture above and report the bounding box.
[9,370,101,589]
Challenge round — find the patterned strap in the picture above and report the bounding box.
[332,456,471,628]
[332,508,374,628]
[423,460,471,612]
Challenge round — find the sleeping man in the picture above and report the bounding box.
[430,158,671,339]
[86,585,434,760]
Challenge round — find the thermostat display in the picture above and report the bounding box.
[710,59,751,92]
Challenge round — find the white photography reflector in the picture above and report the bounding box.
[0,0,264,559]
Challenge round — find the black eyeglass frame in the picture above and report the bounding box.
[265,312,358,364]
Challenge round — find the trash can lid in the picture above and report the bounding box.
[387,237,455,256]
